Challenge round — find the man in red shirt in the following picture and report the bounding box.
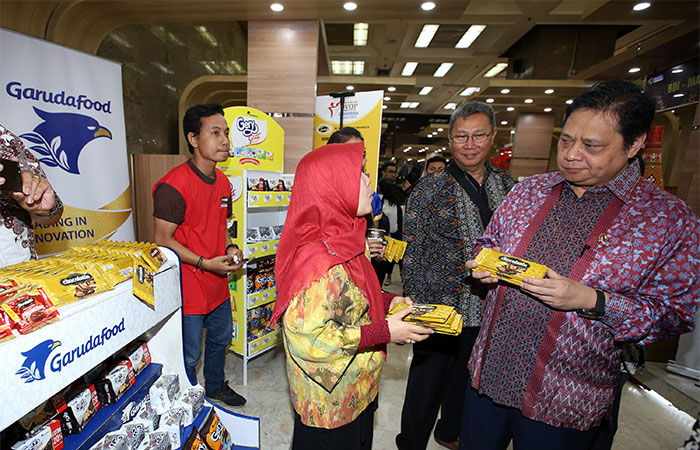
[153,103,246,407]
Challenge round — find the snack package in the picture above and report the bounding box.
[97,432,128,450]
[149,374,180,415]
[147,430,172,450]
[125,341,152,376]
[58,385,101,435]
[246,227,260,243]
[134,395,160,432]
[10,419,63,450]
[257,227,273,241]
[181,430,207,450]
[473,247,548,286]
[0,307,15,342]
[272,225,283,240]
[247,177,259,191]
[119,421,147,450]
[272,179,286,191]
[388,302,463,336]
[199,410,233,450]
[178,385,205,421]
[95,359,136,405]
[16,392,67,433]
[132,264,155,309]
[157,407,184,448]
[1,286,60,334]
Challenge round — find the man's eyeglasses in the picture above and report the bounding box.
[450,131,493,145]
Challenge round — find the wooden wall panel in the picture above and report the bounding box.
[513,113,555,159]
[247,21,319,114]
[276,116,315,174]
[131,154,189,242]
[676,103,700,215]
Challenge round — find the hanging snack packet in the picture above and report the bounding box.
[132,263,155,309]
[58,385,101,435]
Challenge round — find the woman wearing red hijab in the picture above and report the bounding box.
[270,142,431,449]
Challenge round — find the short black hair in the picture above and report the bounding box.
[381,160,397,172]
[565,80,655,150]
[183,103,225,153]
[426,155,447,167]
[327,126,364,144]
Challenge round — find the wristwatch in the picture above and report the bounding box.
[577,289,606,320]
[34,193,63,217]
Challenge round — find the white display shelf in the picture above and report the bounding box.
[0,248,181,430]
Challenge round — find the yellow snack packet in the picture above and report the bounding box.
[473,247,548,286]
[132,263,155,309]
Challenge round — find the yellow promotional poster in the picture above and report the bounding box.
[220,106,284,174]
[314,91,383,189]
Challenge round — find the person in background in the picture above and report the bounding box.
[464,80,699,450]
[397,102,515,450]
[425,155,447,176]
[0,124,63,268]
[375,176,406,285]
[270,142,432,449]
[153,103,246,407]
[380,160,398,182]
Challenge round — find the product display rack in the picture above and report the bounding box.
[226,168,292,385]
[0,247,262,448]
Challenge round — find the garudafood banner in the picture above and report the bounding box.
[0,28,134,255]
[314,90,383,189]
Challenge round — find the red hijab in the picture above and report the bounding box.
[270,142,384,329]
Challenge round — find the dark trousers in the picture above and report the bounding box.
[181,298,233,393]
[460,382,597,450]
[292,397,378,450]
[396,327,480,450]
[588,371,629,450]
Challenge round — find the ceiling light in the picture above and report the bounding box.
[410,102,419,108]
[566,99,573,104]
[500,88,510,94]
[270,3,284,11]
[343,2,357,11]
[633,2,651,11]
[401,101,420,108]
[415,24,439,48]
[486,98,494,103]
[407,158,413,161]
[418,148,425,153]
[388,86,396,92]
[672,68,683,74]
[455,25,486,49]
[544,107,552,112]
[438,128,444,132]
[419,86,434,95]
[510,130,515,134]
[403,148,410,152]
[629,67,641,73]
[353,23,368,46]
[460,87,479,96]
[507,106,515,111]
[421,2,436,11]
[444,103,457,110]
[402,62,418,76]
[427,134,433,138]
[524,98,533,104]
[346,85,354,90]
[418,158,426,163]
[673,93,684,97]
[382,105,388,109]
[433,63,453,77]
[384,96,391,101]
[484,62,507,77]
[544,89,554,94]
[500,121,507,125]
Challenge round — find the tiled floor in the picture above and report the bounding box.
[213,276,699,449]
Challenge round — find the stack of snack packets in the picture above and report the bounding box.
[473,248,548,286]
[383,237,407,263]
[388,302,463,336]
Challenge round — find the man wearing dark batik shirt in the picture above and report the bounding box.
[465,80,699,450]
[397,102,514,450]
